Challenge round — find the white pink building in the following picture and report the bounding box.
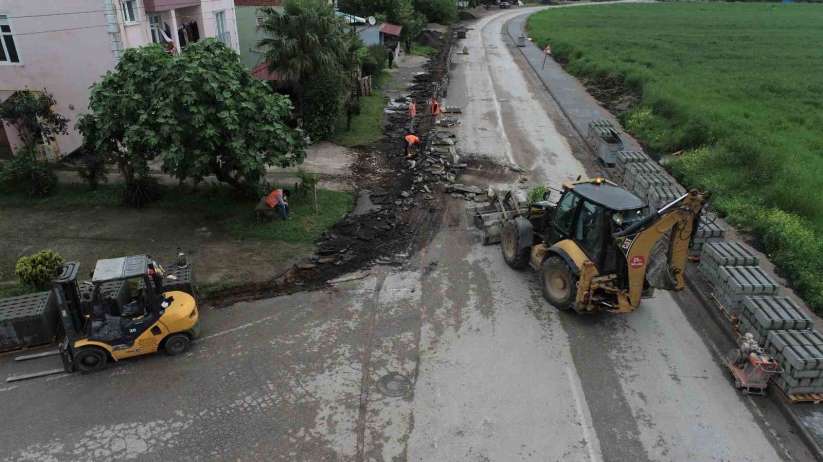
[0,0,239,158]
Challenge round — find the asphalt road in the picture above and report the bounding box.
[0,7,815,462]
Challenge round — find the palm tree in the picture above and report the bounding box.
[258,0,348,112]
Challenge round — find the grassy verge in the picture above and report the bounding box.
[528,3,823,312]
[332,71,390,147]
[1,183,352,245]
[410,43,437,57]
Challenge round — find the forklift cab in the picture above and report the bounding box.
[85,256,168,343]
[544,180,647,274]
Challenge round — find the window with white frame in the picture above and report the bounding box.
[121,0,137,23]
[0,15,20,63]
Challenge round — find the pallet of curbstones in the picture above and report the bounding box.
[714,265,780,317]
[0,291,58,352]
[766,330,823,397]
[613,150,651,184]
[738,295,812,344]
[691,213,726,256]
[698,240,758,284]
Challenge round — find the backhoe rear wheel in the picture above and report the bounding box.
[541,256,576,311]
[75,347,108,374]
[501,220,529,270]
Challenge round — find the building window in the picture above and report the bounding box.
[149,14,162,43]
[122,0,137,23]
[215,11,229,46]
[0,15,20,63]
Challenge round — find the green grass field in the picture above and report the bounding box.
[528,3,823,312]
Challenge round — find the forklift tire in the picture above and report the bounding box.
[541,256,576,311]
[164,333,191,356]
[501,220,529,270]
[75,347,108,374]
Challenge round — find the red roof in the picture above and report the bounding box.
[251,61,282,81]
[379,23,403,37]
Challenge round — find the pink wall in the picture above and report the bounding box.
[0,0,118,156]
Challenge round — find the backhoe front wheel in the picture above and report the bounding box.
[75,347,108,374]
[541,256,576,311]
[501,220,529,270]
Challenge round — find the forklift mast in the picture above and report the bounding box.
[52,262,84,342]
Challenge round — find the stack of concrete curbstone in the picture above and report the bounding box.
[739,296,812,343]
[647,183,688,211]
[715,266,780,316]
[691,213,726,255]
[613,150,651,183]
[0,291,57,351]
[698,240,758,283]
[766,330,823,395]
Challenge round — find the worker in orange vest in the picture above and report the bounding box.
[408,101,417,131]
[404,133,421,158]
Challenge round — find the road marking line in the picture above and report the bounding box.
[566,364,603,462]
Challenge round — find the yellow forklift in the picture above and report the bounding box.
[500,178,704,313]
[53,255,200,373]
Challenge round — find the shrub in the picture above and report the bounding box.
[15,250,65,290]
[123,176,161,208]
[76,148,108,191]
[414,0,457,24]
[0,147,58,197]
[296,168,320,196]
[362,45,387,77]
[302,71,347,141]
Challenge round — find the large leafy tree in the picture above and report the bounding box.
[160,40,305,193]
[77,45,171,203]
[79,41,305,203]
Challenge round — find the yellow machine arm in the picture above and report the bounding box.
[612,190,705,312]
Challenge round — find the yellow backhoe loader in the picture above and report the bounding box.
[500,178,704,313]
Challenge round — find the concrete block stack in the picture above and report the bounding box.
[0,291,57,351]
[613,150,651,183]
[738,296,811,343]
[715,265,780,316]
[646,183,688,211]
[765,330,823,395]
[621,161,668,193]
[698,240,758,283]
[691,213,726,255]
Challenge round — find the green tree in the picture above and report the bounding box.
[0,90,67,197]
[159,40,306,195]
[77,46,171,205]
[0,89,68,149]
[414,0,457,24]
[79,41,305,203]
[258,0,349,113]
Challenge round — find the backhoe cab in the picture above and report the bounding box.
[501,178,704,313]
[54,255,200,373]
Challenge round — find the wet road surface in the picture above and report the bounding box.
[0,7,815,462]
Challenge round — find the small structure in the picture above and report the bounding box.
[379,22,403,55]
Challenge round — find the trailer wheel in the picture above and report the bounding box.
[75,347,108,373]
[164,333,191,356]
[541,256,576,311]
[501,220,529,270]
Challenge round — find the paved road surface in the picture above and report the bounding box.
[0,7,814,462]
